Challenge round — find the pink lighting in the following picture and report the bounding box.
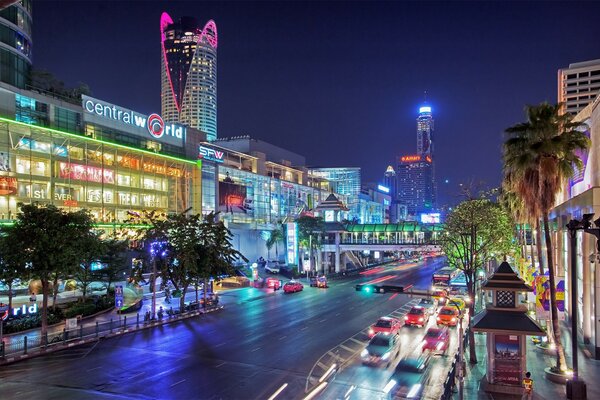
[160,12,218,112]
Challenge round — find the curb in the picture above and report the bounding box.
[0,306,224,366]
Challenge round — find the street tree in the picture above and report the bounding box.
[76,231,106,301]
[0,231,26,310]
[503,102,589,372]
[441,198,514,363]
[2,203,96,342]
[296,215,326,273]
[100,235,130,291]
[266,227,284,261]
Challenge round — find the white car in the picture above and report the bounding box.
[265,261,280,274]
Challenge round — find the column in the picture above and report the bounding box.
[583,234,591,343]
[335,232,341,273]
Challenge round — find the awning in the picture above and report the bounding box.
[471,309,545,336]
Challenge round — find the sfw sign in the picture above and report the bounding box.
[198,145,224,163]
[82,95,186,146]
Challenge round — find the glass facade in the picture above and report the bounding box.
[0,1,32,89]
[0,118,199,222]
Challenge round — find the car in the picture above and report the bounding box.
[436,306,459,327]
[417,298,437,313]
[421,327,450,354]
[368,316,402,338]
[404,306,430,328]
[432,289,448,305]
[384,354,431,399]
[447,298,466,312]
[283,280,303,293]
[264,261,280,274]
[309,276,328,288]
[361,332,400,367]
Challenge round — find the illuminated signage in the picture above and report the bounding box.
[401,155,421,162]
[419,106,432,113]
[16,138,68,157]
[59,162,115,184]
[2,303,38,321]
[377,184,390,193]
[82,95,186,144]
[286,222,298,265]
[0,176,17,195]
[420,213,441,224]
[198,145,224,163]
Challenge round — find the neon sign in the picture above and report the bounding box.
[377,184,390,193]
[199,145,224,163]
[420,213,441,224]
[419,106,432,113]
[2,303,38,321]
[401,155,422,162]
[59,162,115,184]
[286,223,298,265]
[82,95,186,142]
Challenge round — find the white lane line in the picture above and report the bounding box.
[267,383,288,400]
[319,319,326,323]
[86,366,101,372]
[269,323,277,328]
[215,361,226,368]
[279,336,287,340]
[245,332,254,337]
[335,313,341,316]
[301,326,309,330]
[170,379,186,387]
[130,372,145,379]
[251,347,261,352]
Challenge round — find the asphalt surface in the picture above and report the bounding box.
[0,257,449,400]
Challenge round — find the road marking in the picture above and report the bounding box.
[389,293,398,300]
[130,372,145,379]
[215,342,226,347]
[86,366,101,372]
[251,347,261,352]
[319,319,326,322]
[335,313,340,316]
[245,332,254,337]
[279,336,287,340]
[215,361,226,368]
[269,323,277,328]
[267,383,288,400]
[170,379,186,387]
[301,326,309,330]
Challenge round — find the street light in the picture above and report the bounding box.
[565,215,594,400]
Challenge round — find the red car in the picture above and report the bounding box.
[422,327,450,354]
[283,280,303,293]
[368,316,402,338]
[404,306,430,328]
[437,306,459,327]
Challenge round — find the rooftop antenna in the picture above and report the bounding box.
[423,90,428,103]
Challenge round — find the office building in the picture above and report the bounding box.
[558,59,600,115]
[160,12,218,141]
[417,105,434,156]
[396,154,434,217]
[0,0,32,89]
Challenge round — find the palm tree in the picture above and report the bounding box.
[503,102,589,372]
[266,228,284,261]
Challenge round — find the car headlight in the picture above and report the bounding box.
[418,317,424,322]
[437,317,441,321]
[404,316,409,320]
[382,351,391,360]
[451,317,457,322]
[436,341,444,350]
[383,379,397,394]
[368,328,374,335]
[361,349,369,357]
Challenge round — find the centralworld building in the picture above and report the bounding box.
[160,12,218,141]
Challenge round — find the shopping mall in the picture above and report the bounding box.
[0,83,389,261]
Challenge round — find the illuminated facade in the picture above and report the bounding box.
[0,0,32,89]
[558,59,600,116]
[417,106,434,157]
[161,13,218,141]
[308,167,361,220]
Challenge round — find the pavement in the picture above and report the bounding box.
[459,324,600,399]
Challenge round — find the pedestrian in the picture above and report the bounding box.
[522,371,533,400]
[29,292,36,302]
[144,310,150,322]
[158,306,164,320]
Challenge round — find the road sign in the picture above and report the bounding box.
[115,285,124,308]
[66,318,77,330]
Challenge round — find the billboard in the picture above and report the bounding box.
[493,334,522,386]
[534,275,565,320]
[219,181,253,214]
[420,213,440,224]
[286,223,298,266]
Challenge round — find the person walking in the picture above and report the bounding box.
[522,371,533,400]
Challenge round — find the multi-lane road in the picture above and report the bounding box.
[0,257,457,400]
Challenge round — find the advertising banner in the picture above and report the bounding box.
[493,334,521,386]
[286,223,298,266]
[534,274,565,320]
[59,162,115,184]
[219,181,253,214]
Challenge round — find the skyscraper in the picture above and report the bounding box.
[160,12,218,141]
[0,0,32,89]
[396,155,434,216]
[558,59,600,116]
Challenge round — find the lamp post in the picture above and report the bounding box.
[566,216,592,400]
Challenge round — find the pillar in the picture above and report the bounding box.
[583,234,592,343]
[335,232,341,273]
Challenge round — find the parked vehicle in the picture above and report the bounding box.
[265,261,281,274]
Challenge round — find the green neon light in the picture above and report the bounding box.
[0,116,197,165]
[0,221,151,229]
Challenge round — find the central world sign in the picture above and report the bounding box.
[82,95,186,145]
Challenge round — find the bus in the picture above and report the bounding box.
[432,267,457,289]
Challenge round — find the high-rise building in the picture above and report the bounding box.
[396,155,434,216]
[558,59,600,116]
[417,105,434,156]
[0,0,32,89]
[308,167,361,221]
[160,12,218,141]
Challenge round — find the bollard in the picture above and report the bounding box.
[0,341,4,358]
[123,316,127,332]
[43,332,48,348]
[110,318,113,333]
[23,336,28,355]
[136,313,140,328]
[80,324,83,339]
[95,321,99,338]
[63,328,67,344]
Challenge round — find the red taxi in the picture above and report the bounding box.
[422,327,450,354]
[368,316,402,338]
[436,306,459,327]
[283,280,303,293]
[404,306,430,328]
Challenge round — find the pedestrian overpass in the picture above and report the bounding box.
[319,222,443,272]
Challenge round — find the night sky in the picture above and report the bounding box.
[33,1,600,206]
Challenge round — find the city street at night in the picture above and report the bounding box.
[0,258,448,400]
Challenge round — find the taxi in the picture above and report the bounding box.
[422,327,450,354]
[283,280,304,293]
[447,297,466,312]
[436,306,459,327]
[368,316,402,338]
[404,306,430,328]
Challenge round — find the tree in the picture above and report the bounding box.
[503,102,589,372]
[76,231,106,302]
[100,236,130,291]
[0,231,26,310]
[266,227,284,261]
[441,198,514,363]
[2,203,96,342]
[296,215,326,273]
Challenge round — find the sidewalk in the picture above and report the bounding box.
[459,326,600,399]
